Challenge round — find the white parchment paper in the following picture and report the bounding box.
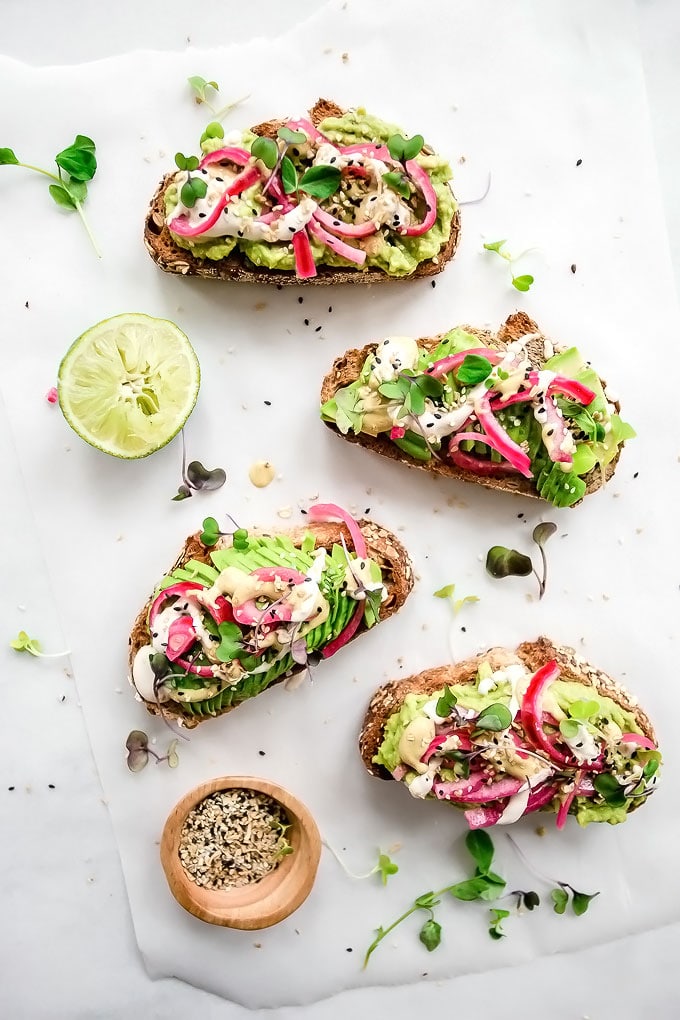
[1,0,679,1007]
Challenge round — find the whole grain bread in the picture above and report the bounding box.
[359,636,655,779]
[128,518,414,728]
[143,99,461,285]
[321,312,622,505]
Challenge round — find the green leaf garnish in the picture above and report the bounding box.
[419,919,442,951]
[568,699,599,722]
[572,890,599,916]
[0,147,19,165]
[485,546,533,579]
[512,274,534,292]
[592,772,627,807]
[10,631,42,655]
[434,584,456,599]
[435,685,458,718]
[49,184,76,210]
[251,136,278,170]
[55,138,97,182]
[200,516,221,547]
[448,877,494,901]
[215,621,244,662]
[377,853,399,885]
[488,908,510,940]
[299,164,341,200]
[281,154,298,194]
[277,126,307,146]
[475,703,512,732]
[483,239,508,255]
[559,718,581,739]
[551,887,569,914]
[465,830,494,876]
[456,354,493,386]
[387,133,424,162]
[233,528,249,551]
[382,171,411,199]
[188,75,219,106]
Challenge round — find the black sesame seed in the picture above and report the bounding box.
[633,471,639,479]
[346,948,353,953]
[258,750,266,756]
[238,230,244,237]
[365,508,370,514]
[570,264,577,274]
[328,306,333,313]
[200,168,208,175]
[8,786,14,791]
[198,212,206,218]
[293,148,300,157]
[426,422,434,428]
[304,318,310,326]
[518,513,524,518]
[330,157,336,164]
[264,400,272,406]
[333,220,341,227]
[300,508,307,514]
[315,325,322,333]
[576,158,582,167]
[431,280,436,288]
[276,284,283,290]
[298,296,304,304]
[48,784,55,789]
[461,626,466,633]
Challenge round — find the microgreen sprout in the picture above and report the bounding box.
[125,730,179,773]
[10,631,70,659]
[1,137,101,256]
[199,515,248,549]
[187,76,250,121]
[387,133,424,163]
[433,584,479,661]
[506,834,599,917]
[323,841,400,884]
[483,239,534,292]
[174,152,207,208]
[488,908,510,940]
[172,431,226,501]
[485,522,557,600]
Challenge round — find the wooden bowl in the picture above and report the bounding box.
[160,776,321,930]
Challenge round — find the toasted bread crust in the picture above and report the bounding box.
[321,312,622,505]
[359,636,655,779]
[143,99,461,285]
[128,518,414,728]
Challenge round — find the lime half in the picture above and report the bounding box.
[58,313,200,459]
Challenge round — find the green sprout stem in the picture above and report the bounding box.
[212,92,251,121]
[11,160,101,258]
[73,198,102,258]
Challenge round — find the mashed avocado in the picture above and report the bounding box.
[166,111,456,275]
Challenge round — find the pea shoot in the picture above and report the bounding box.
[0,135,101,256]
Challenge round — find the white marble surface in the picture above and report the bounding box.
[1,1,678,1017]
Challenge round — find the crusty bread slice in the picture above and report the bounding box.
[128,518,414,728]
[359,636,655,780]
[321,312,621,505]
[143,98,461,286]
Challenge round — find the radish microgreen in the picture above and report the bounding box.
[1,136,101,256]
[324,841,399,884]
[125,730,179,773]
[483,239,534,292]
[172,431,226,501]
[486,522,557,600]
[199,516,248,549]
[10,631,70,659]
[382,170,411,199]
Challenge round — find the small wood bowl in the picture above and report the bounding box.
[160,776,321,930]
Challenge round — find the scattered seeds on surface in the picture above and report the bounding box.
[179,788,292,889]
[576,158,582,166]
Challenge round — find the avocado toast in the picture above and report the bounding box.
[320,312,634,507]
[360,637,660,829]
[129,505,413,727]
[144,98,460,284]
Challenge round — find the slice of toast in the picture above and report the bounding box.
[143,98,461,286]
[359,636,656,780]
[128,518,414,728]
[321,312,622,505]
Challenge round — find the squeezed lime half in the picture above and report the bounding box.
[58,313,200,459]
